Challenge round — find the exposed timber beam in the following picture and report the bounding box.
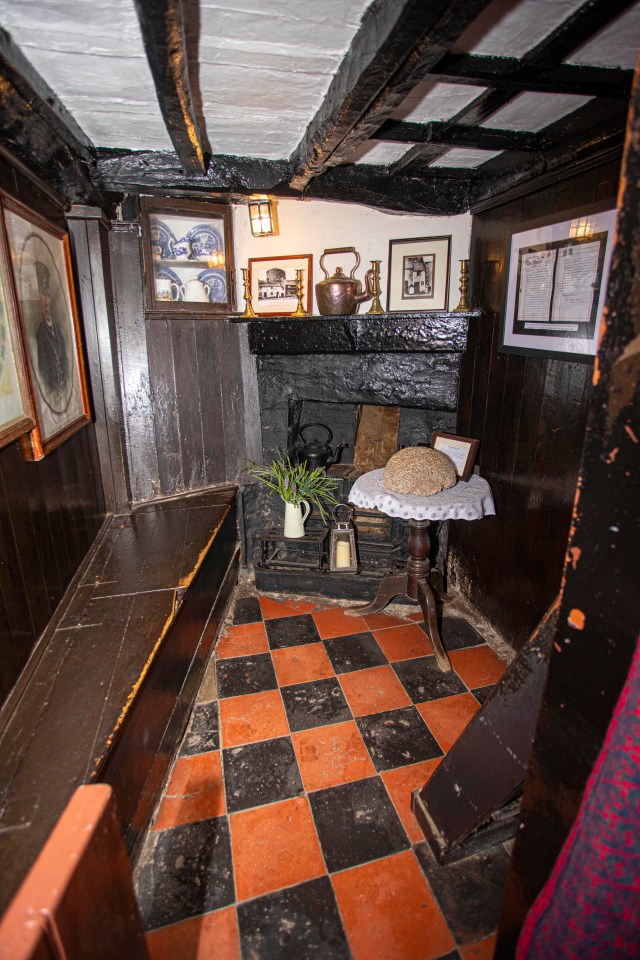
[374,120,538,152]
[0,28,103,207]
[429,55,633,99]
[393,0,638,175]
[469,98,627,208]
[288,0,494,191]
[133,0,208,177]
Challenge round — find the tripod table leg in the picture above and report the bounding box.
[344,573,408,617]
[418,580,452,673]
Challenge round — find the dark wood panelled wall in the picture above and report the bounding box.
[449,154,621,651]
[0,158,105,704]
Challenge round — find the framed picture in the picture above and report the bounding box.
[1,194,91,460]
[501,206,617,360]
[387,236,451,312]
[432,432,479,482]
[140,196,235,314]
[0,219,36,449]
[248,255,312,317]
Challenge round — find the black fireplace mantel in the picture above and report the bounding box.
[233,311,479,355]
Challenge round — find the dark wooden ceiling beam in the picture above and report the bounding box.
[393,0,638,175]
[0,28,105,207]
[374,119,538,152]
[133,0,207,177]
[428,55,633,99]
[469,97,627,207]
[288,0,494,190]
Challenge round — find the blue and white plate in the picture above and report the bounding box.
[150,219,176,260]
[187,224,224,261]
[155,265,183,301]
[197,268,227,303]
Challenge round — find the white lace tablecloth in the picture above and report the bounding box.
[348,469,495,522]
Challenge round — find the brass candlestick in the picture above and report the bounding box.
[239,267,257,318]
[366,260,384,315]
[453,259,470,312]
[290,268,309,317]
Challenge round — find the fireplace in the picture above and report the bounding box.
[235,312,476,599]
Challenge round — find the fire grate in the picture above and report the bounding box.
[258,526,328,572]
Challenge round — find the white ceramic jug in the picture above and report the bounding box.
[184,277,211,302]
[283,500,310,538]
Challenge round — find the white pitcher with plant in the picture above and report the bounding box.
[244,454,338,538]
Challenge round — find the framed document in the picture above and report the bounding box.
[501,206,617,360]
[432,432,478,482]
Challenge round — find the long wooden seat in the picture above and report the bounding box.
[0,486,238,916]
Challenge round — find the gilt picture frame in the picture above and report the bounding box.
[387,236,451,312]
[248,254,313,316]
[0,215,35,449]
[1,193,91,460]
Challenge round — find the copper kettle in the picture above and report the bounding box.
[316,247,373,315]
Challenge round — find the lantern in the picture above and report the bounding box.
[329,503,358,574]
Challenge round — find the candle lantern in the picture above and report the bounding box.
[329,503,359,574]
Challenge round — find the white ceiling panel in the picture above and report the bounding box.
[453,0,587,58]
[350,141,411,165]
[567,3,640,68]
[392,81,487,124]
[483,91,592,131]
[431,148,502,168]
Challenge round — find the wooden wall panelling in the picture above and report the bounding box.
[67,206,130,513]
[146,315,183,496]
[218,318,248,480]
[109,223,159,503]
[451,155,621,650]
[195,319,227,484]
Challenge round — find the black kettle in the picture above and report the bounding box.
[297,423,346,470]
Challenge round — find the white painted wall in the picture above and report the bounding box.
[232,197,472,314]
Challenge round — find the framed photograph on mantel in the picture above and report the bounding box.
[501,206,617,361]
[1,194,91,460]
[248,254,312,316]
[0,217,35,449]
[387,235,451,312]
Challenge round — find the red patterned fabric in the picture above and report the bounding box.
[517,637,640,959]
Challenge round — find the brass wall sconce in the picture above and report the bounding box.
[248,196,277,237]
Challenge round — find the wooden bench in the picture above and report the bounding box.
[0,486,238,916]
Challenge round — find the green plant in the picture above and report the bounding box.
[244,453,338,522]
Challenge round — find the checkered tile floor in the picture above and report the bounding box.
[135,592,510,960]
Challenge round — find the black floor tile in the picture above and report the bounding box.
[136,816,234,929]
[415,840,510,944]
[237,876,351,959]
[281,677,352,732]
[309,775,410,873]
[217,652,277,698]
[223,737,304,812]
[233,595,262,624]
[266,614,321,649]
[393,656,467,703]
[439,615,486,651]
[180,701,219,756]
[472,684,495,705]
[357,706,443,772]
[324,631,388,674]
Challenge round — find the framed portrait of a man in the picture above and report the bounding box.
[1,195,90,459]
[0,220,35,449]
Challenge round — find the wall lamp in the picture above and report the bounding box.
[248,195,277,237]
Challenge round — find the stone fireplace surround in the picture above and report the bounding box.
[235,311,477,596]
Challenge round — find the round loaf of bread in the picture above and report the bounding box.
[383,446,457,496]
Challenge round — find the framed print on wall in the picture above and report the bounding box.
[501,206,617,360]
[387,236,451,312]
[248,254,312,316]
[0,220,35,449]
[1,194,91,460]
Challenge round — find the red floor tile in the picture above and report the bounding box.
[292,720,376,792]
[381,758,442,843]
[363,610,412,631]
[259,596,320,620]
[312,606,369,639]
[332,850,455,960]
[230,796,326,902]
[338,665,412,717]
[219,689,289,748]
[153,752,225,831]
[373,622,433,662]
[216,621,269,659]
[146,905,240,960]
[417,692,480,752]
[459,934,497,960]
[272,642,334,687]
[449,646,507,689]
